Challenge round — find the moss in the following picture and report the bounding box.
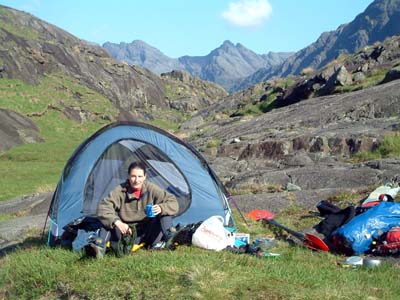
[206,138,222,148]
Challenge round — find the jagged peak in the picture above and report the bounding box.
[221,40,235,47]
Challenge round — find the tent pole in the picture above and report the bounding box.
[228,196,249,227]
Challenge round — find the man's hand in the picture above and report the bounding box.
[114,220,132,235]
[153,204,162,216]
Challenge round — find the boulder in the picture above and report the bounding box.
[0,108,44,151]
[381,66,400,84]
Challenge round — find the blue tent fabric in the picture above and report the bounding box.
[332,202,400,254]
[48,122,233,245]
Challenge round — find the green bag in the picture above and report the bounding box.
[115,224,137,257]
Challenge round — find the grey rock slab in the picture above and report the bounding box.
[0,213,48,242]
[0,192,52,215]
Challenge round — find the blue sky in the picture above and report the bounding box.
[1,0,374,58]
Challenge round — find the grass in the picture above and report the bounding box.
[0,107,108,201]
[206,138,222,148]
[1,209,400,300]
[0,76,117,116]
[148,109,186,132]
[0,113,104,201]
[326,190,367,207]
[229,183,284,196]
[352,133,400,163]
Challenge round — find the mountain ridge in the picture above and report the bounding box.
[238,0,400,89]
[103,39,292,92]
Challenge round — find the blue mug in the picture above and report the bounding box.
[146,204,155,218]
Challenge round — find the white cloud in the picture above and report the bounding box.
[221,0,272,27]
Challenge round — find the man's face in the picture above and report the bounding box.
[128,167,146,190]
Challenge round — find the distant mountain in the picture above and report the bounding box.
[238,0,400,89]
[103,40,292,92]
[178,41,292,92]
[103,40,185,75]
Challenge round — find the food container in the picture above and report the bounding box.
[339,256,363,268]
[362,258,382,268]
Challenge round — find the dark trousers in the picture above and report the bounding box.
[99,215,173,251]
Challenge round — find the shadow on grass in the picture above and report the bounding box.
[0,235,46,258]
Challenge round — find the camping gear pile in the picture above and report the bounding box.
[241,181,400,258]
[315,182,400,256]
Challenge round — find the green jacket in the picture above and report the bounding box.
[97,180,179,229]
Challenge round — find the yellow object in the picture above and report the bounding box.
[106,241,145,252]
[132,242,145,252]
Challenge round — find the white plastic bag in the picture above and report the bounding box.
[192,216,234,251]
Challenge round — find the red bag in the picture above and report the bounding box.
[386,226,400,243]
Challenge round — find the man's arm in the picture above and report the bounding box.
[150,184,179,216]
[97,187,123,229]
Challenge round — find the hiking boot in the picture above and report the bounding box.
[85,240,106,259]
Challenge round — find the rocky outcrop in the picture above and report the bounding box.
[192,80,400,156]
[183,79,400,213]
[0,108,44,151]
[161,70,228,113]
[275,35,400,108]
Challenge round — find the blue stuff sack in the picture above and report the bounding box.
[332,202,400,255]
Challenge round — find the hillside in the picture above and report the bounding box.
[0,5,168,115]
[238,0,400,90]
[0,4,229,128]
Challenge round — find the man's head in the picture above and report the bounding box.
[127,162,147,190]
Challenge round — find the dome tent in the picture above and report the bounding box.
[47,121,234,246]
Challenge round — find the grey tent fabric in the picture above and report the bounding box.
[48,121,233,245]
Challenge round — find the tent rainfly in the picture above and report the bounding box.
[47,121,234,245]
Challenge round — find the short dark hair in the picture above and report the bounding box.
[128,161,147,175]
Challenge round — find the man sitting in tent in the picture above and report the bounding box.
[85,161,179,258]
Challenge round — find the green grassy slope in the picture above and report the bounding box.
[0,75,117,201]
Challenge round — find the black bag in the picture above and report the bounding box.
[61,216,103,249]
[314,203,355,237]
